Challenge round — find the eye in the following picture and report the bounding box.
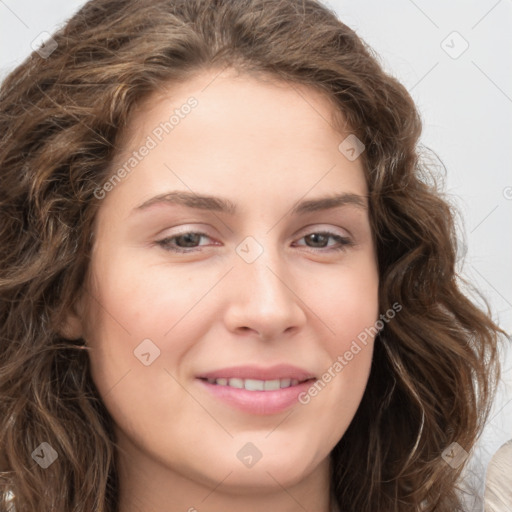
[155,231,214,253]
[155,230,353,254]
[293,231,353,252]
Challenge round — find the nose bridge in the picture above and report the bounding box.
[226,234,306,336]
[240,244,286,301]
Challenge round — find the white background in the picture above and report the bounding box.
[1,1,510,509]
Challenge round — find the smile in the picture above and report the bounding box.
[200,377,311,391]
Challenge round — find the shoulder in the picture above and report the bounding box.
[484,439,512,511]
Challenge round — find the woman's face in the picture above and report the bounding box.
[67,68,379,504]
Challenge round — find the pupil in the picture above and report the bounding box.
[307,233,327,247]
[178,233,200,247]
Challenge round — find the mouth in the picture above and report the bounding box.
[197,376,315,391]
[195,364,317,414]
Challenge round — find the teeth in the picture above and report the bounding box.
[228,378,244,389]
[280,378,291,388]
[244,378,264,391]
[206,377,305,391]
[264,379,280,391]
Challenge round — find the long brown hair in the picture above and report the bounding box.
[0,0,505,510]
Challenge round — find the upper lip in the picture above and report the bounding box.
[196,364,316,382]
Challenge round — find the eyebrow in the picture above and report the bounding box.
[132,190,367,216]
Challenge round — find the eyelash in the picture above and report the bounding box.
[155,230,353,254]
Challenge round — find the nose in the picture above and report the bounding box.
[223,246,307,341]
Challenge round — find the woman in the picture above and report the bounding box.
[0,0,505,510]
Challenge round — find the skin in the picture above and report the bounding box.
[62,68,380,512]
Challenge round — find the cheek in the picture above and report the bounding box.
[81,254,174,390]
[310,251,380,350]
[85,250,211,339]
[82,249,226,404]
[296,253,379,436]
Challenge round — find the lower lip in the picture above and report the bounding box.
[197,378,315,415]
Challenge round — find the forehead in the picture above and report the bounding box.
[102,68,368,217]
[115,67,355,162]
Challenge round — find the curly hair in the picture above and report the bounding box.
[0,0,504,510]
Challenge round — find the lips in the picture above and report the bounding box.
[196,364,316,382]
[195,364,317,415]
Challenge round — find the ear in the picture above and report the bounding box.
[56,297,86,341]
